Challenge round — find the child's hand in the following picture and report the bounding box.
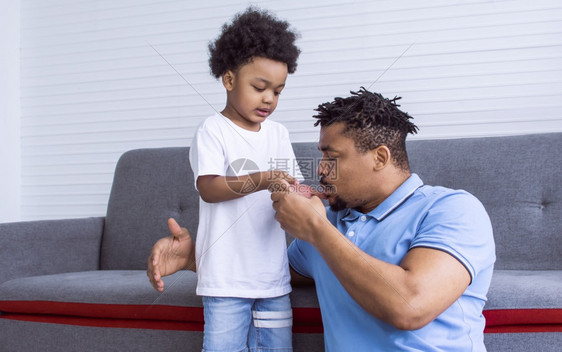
[269,179,312,198]
[265,170,298,192]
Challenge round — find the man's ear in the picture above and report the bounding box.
[372,146,391,170]
[222,70,235,91]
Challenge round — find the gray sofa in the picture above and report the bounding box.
[1,133,560,351]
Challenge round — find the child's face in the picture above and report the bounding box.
[222,57,288,131]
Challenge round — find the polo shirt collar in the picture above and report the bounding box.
[341,208,361,222]
[372,173,423,221]
[341,174,423,222]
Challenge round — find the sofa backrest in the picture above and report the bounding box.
[100,133,561,271]
[100,148,199,270]
[406,133,561,270]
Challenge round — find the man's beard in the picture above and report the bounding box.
[328,195,348,212]
[320,179,347,212]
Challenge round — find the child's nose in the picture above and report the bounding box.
[262,90,274,103]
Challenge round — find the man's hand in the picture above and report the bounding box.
[147,218,195,292]
[271,181,328,244]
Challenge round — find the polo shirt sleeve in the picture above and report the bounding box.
[410,191,495,283]
[287,239,313,279]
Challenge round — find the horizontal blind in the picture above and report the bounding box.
[20,0,562,220]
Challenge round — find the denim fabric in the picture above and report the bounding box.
[202,295,292,352]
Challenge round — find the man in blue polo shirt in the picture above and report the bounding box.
[271,87,495,351]
[148,88,496,351]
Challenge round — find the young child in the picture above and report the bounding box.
[189,7,301,351]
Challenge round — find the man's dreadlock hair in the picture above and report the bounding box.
[314,87,418,172]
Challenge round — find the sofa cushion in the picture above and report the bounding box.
[0,271,201,330]
[1,269,560,333]
[0,270,321,333]
[486,270,562,310]
[483,270,562,332]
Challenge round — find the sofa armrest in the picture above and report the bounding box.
[0,217,105,284]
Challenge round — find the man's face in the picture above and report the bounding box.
[318,123,380,213]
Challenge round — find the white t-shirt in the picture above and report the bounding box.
[189,113,301,298]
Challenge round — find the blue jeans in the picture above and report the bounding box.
[202,295,293,352]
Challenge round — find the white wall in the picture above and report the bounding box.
[16,0,562,220]
[0,0,21,223]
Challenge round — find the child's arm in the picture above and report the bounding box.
[197,170,297,203]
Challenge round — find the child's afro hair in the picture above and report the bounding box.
[208,7,300,78]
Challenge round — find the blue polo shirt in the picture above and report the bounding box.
[288,174,495,351]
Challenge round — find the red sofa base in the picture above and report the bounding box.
[1,301,560,334]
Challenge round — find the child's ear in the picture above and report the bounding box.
[222,70,235,91]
